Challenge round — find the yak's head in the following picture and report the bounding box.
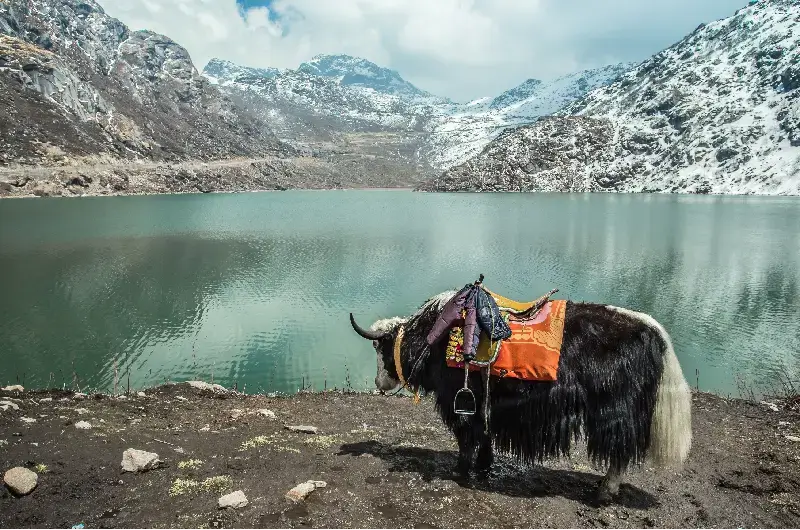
[350,290,457,392]
[349,313,405,392]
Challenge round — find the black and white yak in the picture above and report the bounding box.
[349,291,692,502]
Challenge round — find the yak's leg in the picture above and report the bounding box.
[454,419,479,475]
[473,367,494,472]
[596,458,628,503]
[474,432,494,472]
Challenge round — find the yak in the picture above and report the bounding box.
[349,290,692,503]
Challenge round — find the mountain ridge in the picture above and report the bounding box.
[202,55,632,171]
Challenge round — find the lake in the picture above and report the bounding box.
[0,191,798,398]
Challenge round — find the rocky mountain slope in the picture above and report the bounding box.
[0,0,289,169]
[425,0,800,195]
[204,55,630,172]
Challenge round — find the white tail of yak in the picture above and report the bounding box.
[610,307,693,469]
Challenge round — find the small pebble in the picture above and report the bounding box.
[286,480,327,503]
[218,490,248,509]
[258,409,277,419]
[285,425,319,434]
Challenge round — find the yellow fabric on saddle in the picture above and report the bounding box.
[484,288,551,314]
[445,297,567,382]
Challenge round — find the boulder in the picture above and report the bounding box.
[4,467,38,495]
[74,421,92,430]
[121,449,161,473]
[258,409,277,419]
[2,385,24,392]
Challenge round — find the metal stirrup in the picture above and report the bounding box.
[454,362,476,416]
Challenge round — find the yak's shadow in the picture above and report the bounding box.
[338,440,659,510]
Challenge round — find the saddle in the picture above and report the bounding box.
[432,275,561,426]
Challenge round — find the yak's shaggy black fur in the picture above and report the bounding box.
[374,297,668,473]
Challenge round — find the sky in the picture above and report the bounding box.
[99,0,748,102]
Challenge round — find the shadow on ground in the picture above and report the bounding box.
[338,440,660,510]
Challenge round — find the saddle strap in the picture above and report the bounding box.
[482,365,491,435]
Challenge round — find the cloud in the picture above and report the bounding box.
[98,0,747,102]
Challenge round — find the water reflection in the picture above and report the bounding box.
[0,191,797,397]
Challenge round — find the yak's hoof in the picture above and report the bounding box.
[474,453,494,473]
[595,485,615,505]
[455,458,471,477]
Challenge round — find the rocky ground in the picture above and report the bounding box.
[0,156,424,198]
[1,383,799,528]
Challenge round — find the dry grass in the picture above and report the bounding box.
[0,34,53,60]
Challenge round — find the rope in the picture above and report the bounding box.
[391,325,420,404]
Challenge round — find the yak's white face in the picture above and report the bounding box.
[370,317,404,392]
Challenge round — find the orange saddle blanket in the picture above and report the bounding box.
[445,299,567,381]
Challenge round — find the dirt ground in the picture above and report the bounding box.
[1,383,799,529]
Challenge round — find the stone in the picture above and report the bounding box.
[285,425,319,434]
[230,409,243,420]
[760,401,780,412]
[121,449,161,473]
[39,398,52,403]
[175,396,189,402]
[2,385,24,392]
[0,401,20,411]
[187,381,228,393]
[3,467,38,495]
[75,408,89,414]
[75,421,92,429]
[137,392,146,398]
[786,435,800,443]
[258,409,277,419]
[20,417,36,424]
[218,490,248,509]
[285,480,327,503]
[73,393,87,400]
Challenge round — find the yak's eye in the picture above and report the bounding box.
[372,340,379,349]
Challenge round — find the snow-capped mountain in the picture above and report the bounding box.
[425,0,800,195]
[204,58,281,85]
[0,0,286,166]
[296,54,439,100]
[204,55,631,170]
[424,64,635,168]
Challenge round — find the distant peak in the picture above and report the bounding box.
[297,54,431,98]
[202,58,281,84]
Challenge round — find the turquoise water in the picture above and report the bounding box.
[0,191,798,397]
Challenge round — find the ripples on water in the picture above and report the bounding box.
[0,191,798,398]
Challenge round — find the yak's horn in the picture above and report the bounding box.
[349,313,388,341]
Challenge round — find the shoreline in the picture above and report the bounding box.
[0,157,429,199]
[3,160,800,200]
[1,382,798,528]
